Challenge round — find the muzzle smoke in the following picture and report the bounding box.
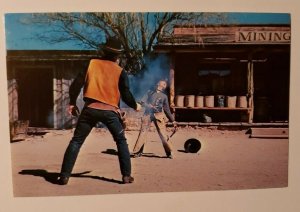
[127,54,170,101]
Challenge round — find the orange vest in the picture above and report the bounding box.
[83,59,122,108]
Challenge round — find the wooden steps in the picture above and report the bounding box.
[250,127,289,138]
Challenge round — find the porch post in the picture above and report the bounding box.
[169,53,175,108]
[247,60,254,123]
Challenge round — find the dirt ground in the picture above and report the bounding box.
[10,126,288,197]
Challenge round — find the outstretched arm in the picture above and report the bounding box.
[119,70,141,111]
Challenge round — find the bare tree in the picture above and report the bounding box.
[22,12,226,74]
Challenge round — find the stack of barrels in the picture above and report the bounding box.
[174,95,248,108]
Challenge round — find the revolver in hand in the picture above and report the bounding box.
[69,105,80,117]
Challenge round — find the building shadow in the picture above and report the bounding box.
[18,169,122,184]
[10,139,25,143]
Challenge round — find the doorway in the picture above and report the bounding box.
[16,67,54,128]
[253,52,290,122]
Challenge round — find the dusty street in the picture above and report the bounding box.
[10,126,288,197]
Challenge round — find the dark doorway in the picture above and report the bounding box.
[16,68,54,128]
[253,52,290,122]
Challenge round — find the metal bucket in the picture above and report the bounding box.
[195,96,204,108]
[184,138,202,153]
[184,95,195,108]
[175,95,185,107]
[237,96,247,108]
[204,96,214,107]
[226,96,237,108]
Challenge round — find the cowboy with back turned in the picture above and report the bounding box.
[57,37,142,185]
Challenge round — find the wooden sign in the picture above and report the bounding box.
[172,26,291,44]
[236,30,290,43]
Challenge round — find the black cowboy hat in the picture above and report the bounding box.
[184,138,201,153]
[101,36,124,54]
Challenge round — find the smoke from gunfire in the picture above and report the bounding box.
[127,54,170,102]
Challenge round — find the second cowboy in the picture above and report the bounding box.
[132,79,177,159]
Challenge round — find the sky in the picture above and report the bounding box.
[4,12,291,50]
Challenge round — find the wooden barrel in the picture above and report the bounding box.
[254,96,269,122]
[204,96,214,107]
[175,95,185,107]
[184,95,195,108]
[226,96,237,108]
[195,96,204,108]
[10,120,29,141]
[237,96,247,108]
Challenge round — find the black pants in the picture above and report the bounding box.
[60,107,131,178]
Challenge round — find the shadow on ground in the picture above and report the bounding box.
[19,169,123,184]
[134,153,167,158]
[101,148,118,155]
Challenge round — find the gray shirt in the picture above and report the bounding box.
[140,90,175,122]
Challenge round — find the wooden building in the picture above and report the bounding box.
[6,24,290,129]
[154,24,290,124]
[7,50,96,129]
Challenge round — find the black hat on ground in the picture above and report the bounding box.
[101,36,124,54]
[184,138,201,153]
